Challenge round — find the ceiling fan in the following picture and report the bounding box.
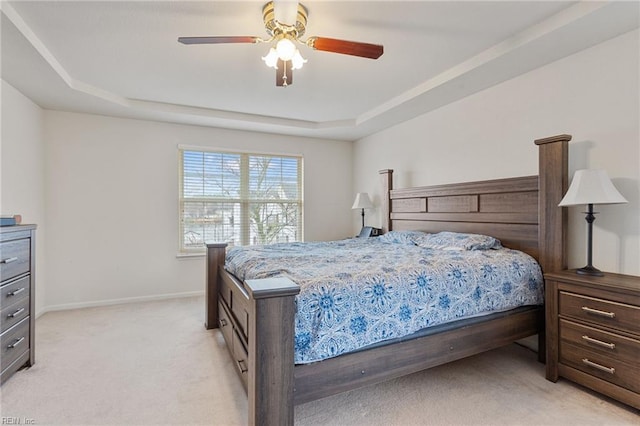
[178,1,384,87]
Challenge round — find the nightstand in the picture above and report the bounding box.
[545,270,639,409]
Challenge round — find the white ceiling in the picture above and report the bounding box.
[2,1,639,141]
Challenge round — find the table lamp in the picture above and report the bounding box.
[352,192,373,228]
[558,169,627,276]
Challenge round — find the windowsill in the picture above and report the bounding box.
[176,252,205,259]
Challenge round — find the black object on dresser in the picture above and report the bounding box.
[545,270,639,409]
[1,224,36,384]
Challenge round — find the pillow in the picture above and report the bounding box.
[414,231,502,250]
[377,230,426,245]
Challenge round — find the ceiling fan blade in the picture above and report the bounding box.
[178,36,260,45]
[276,59,293,87]
[307,37,383,59]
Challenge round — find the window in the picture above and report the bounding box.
[179,148,303,253]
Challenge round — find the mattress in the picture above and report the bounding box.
[225,232,543,364]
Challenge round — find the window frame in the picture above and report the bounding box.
[178,145,304,254]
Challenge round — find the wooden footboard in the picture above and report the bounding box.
[206,244,300,425]
[206,135,570,426]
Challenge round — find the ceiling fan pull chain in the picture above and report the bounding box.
[282,60,288,86]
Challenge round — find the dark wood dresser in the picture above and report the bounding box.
[545,270,639,409]
[1,224,36,384]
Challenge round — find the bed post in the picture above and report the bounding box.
[534,134,569,274]
[534,134,570,364]
[379,169,393,233]
[205,243,227,329]
[245,278,300,426]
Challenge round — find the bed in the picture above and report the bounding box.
[205,134,570,425]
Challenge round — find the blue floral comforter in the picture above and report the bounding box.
[225,234,543,364]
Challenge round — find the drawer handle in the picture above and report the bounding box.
[7,287,26,297]
[237,359,248,373]
[219,318,228,327]
[581,306,615,318]
[581,335,615,350]
[7,337,25,349]
[582,358,615,375]
[0,257,19,264]
[7,307,25,318]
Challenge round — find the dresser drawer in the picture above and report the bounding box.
[0,295,30,334]
[560,319,640,365]
[1,275,30,308]
[560,342,639,393]
[0,317,30,374]
[0,238,30,283]
[559,291,640,334]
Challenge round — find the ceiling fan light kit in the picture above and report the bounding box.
[178,1,383,87]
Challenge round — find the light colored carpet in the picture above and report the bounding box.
[1,297,637,425]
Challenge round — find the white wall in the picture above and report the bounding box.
[354,29,640,276]
[43,112,353,310]
[1,80,47,315]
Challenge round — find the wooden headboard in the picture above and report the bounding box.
[379,134,570,275]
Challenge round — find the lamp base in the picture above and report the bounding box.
[576,265,604,277]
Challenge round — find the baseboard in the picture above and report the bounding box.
[36,290,205,318]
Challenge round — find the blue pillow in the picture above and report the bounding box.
[414,231,502,250]
[377,230,426,245]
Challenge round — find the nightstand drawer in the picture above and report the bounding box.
[559,291,640,334]
[560,319,640,365]
[560,342,640,393]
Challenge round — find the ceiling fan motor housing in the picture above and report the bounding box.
[262,1,308,39]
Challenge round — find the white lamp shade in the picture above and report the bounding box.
[276,38,296,61]
[290,49,307,70]
[262,47,279,68]
[559,169,628,206]
[352,192,373,209]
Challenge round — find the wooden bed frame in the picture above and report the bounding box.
[206,134,570,425]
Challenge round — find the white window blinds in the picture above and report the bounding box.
[179,148,303,252]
